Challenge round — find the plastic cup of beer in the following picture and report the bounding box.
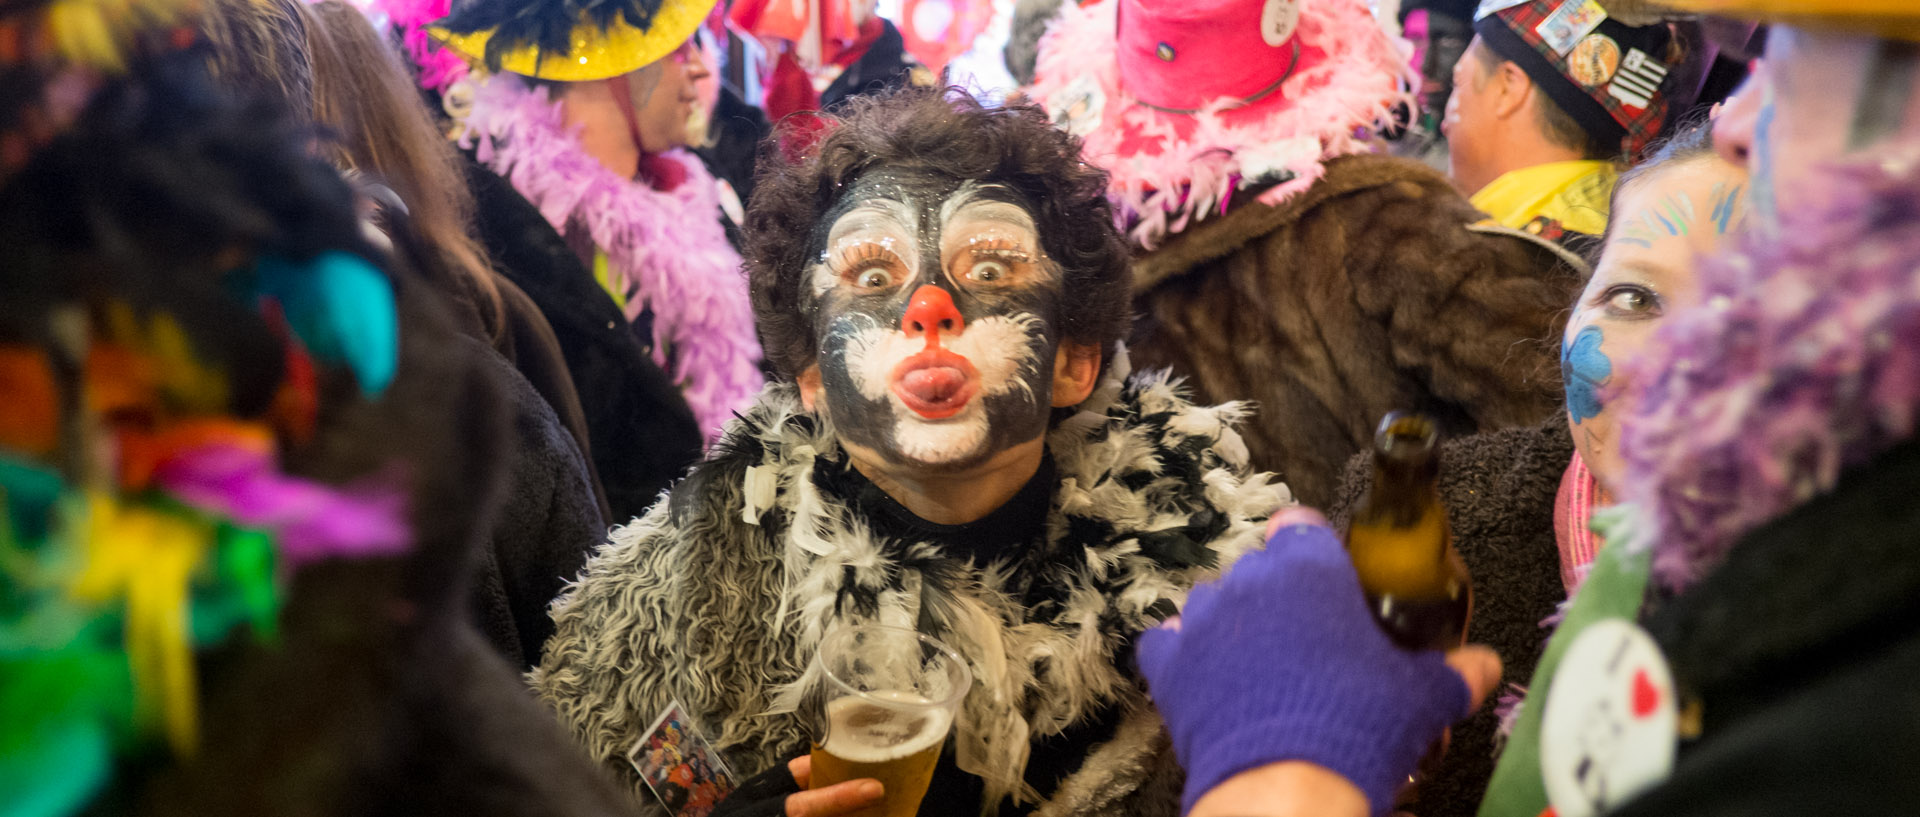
[808,624,971,817]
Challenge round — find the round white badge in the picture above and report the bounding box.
[1539,619,1679,817]
[1261,0,1301,47]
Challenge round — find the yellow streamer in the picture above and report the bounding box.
[42,0,201,72]
[68,493,209,757]
[46,1,123,71]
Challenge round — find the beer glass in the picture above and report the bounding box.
[809,624,971,817]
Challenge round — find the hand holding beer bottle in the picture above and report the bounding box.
[808,625,971,817]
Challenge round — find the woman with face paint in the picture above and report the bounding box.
[531,88,1289,817]
[1313,120,1748,817]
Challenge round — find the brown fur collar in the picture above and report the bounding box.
[1132,154,1588,293]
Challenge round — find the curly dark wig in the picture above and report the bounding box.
[742,86,1132,382]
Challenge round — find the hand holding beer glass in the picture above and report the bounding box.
[809,625,971,817]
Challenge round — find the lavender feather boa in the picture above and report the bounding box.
[463,75,763,440]
[1620,150,1920,592]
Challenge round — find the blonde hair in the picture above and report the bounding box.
[304,0,504,341]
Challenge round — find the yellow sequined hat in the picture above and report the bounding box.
[1656,0,1920,41]
[431,0,717,82]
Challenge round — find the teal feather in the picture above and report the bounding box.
[249,253,398,398]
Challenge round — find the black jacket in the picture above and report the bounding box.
[465,156,703,525]
[1608,438,1920,816]
[131,278,637,817]
[463,334,607,668]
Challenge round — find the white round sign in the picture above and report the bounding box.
[1539,618,1679,817]
[1261,0,1301,47]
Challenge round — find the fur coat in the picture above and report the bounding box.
[1129,153,1589,507]
[532,350,1289,816]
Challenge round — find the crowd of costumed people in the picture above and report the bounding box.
[3,1,1917,817]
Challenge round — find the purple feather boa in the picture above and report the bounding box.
[463,75,764,440]
[152,443,411,568]
[1619,151,1920,592]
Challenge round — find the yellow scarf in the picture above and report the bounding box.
[1470,160,1619,238]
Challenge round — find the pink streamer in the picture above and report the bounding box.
[153,443,411,567]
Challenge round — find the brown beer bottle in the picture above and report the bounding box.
[1344,412,1472,651]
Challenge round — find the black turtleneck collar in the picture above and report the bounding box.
[813,452,1057,565]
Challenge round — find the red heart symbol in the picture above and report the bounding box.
[1631,668,1661,718]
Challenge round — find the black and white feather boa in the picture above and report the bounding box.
[531,348,1290,815]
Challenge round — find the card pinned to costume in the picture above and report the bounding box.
[628,701,738,817]
[1538,618,1678,817]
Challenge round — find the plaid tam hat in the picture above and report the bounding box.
[1475,0,1677,158]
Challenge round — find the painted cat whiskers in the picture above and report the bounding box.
[841,310,1049,463]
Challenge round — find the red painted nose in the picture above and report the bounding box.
[901,284,964,347]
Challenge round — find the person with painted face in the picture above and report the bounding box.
[1319,120,1746,817]
[431,0,763,485]
[1130,3,1920,816]
[531,88,1287,817]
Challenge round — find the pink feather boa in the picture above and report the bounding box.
[1029,0,1415,249]
[367,0,470,94]
[463,75,764,440]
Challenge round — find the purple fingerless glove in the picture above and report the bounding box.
[1138,523,1473,816]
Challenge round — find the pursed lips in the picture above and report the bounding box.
[890,347,980,419]
[842,313,1046,420]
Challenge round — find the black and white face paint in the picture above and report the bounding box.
[806,168,1063,471]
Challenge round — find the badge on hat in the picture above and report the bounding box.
[1261,0,1300,46]
[1539,619,1678,817]
[1566,34,1621,86]
[1608,47,1670,111]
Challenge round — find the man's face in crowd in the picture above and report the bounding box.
[797,168,1082,472]
[1444,37,1503,195]
[622,39,709,154]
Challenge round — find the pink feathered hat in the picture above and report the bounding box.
[1029,0,1415,248]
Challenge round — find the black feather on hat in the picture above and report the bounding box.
[437,0,681,78]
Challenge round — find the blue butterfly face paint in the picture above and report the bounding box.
[1565,147,1749,494]
[1563,325,1612,424]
